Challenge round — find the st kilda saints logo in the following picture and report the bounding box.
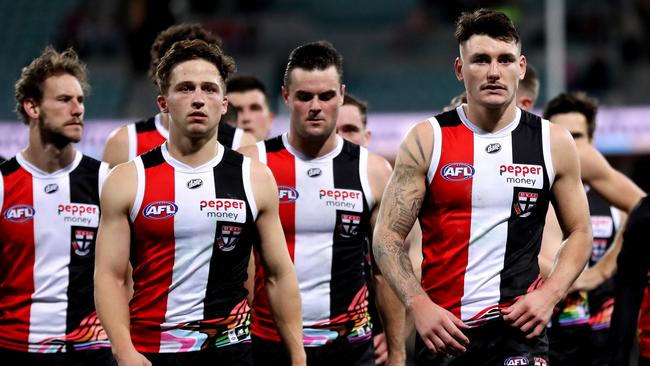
[71,228,95,256]
[338,213,361,238]
[217,223,243,251]
[514,191,538,218]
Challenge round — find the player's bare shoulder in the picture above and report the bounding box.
[237,143,261,161]
[548,122,579,177]
[102,125,130,168]
[396,120,434,170]
[101,160,138,212]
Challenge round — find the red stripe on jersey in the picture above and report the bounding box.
[251,148,296,342]
[0,168,35,351]
[136,130,166,156]
[639,287,650,357]
[130,162,176,352]
[420,124,474,319]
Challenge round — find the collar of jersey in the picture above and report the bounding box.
[155,113,169,139]
[281,132,344,162]
[17,150,83,178]
[160,142,224,173]
[456,104,521,138]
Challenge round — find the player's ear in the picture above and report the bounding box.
[157,95,169,113]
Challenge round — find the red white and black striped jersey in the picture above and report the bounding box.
[251,134,374,346]
[126,113,245,160]
[128,143,257,353]
[0,151,110,353]
[420,106,554,326]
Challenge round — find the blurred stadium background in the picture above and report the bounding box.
[0,0,648,189]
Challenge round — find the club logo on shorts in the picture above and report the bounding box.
[4,204,35,223]
[143,201,178,219]
[338,213,361,238]
[440,162,475,181]
[485,143,502,154]
[186,178,203,189]
[504,356,529,365]
[533,357,547,366]
[217,224,242,251]
[72,229,95,256]
[514,191,538,217]
[307,168,322,177]
[44,183,59,194]
[278,186,299,203]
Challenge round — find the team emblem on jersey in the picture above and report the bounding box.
[4,204,35,223]
[440,162,475,181]
[533,357,547,366]
[504,356,529,365]
[514,191,538,217]
[485,143,501,154]
[307,168,322,177]
[44,183,59,194]
[143,201,178,219]
[72,228,95,256]
[338,213,361,238]
[217,224,242,251]
[592,238,608,262]
[186,178,203,189]
[278,186,299,203]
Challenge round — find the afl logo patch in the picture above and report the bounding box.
[504,356,529,365]
[44,183,59,194]
[278,186,299,203]
[143,201,178,219]
[4,204,35,222]
[440,162,475,181]
[307,168,322,177]
[485,143,501,154]
[186,178,203,189]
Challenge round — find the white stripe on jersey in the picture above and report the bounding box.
[541,119,556,186]
[242,157,258,220]
[426,117,443,185]
[131,158,146,222]
[461,134,514,320]
[358,147,374,210]
[98,162,109,196]
[256,141,267,165]
[127,123,137,161]
[232,128,244,150]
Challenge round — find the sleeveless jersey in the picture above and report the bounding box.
[129,144,258,353]
[126,113,244,160]
[420,107,554,326]
[251,134,374,346]
[0,152,109,352]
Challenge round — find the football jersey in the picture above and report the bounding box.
[420,106,554,326]
[126,113,245,160]
[128,143,258,353]
[0,151,109,352]
[251,134,374,346]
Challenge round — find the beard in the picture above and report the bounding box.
[37,111,82,148]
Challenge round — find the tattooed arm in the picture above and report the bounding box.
[372,122,469,356]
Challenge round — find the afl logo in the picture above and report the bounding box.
[186,178,203,189]
[504,357,529,365]
[307,168,322,177]
[143,201,178,219]
[278,186,299,203]
[4,204,35,222]
[44,183,59,194]
[440,162,475,181]
[485,143,501,154]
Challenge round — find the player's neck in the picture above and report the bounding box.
[463,100,518,133]
[166,131,219,168]
[161,113,170,131]
[22,141,77,173]
[287,129,338,159]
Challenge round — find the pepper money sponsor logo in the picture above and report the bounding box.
[319,188,363,212]
[58,203,100,226]
[499,164,543,189]
[199,198,246,223]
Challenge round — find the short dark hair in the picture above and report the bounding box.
[156,39,236,95]
[149,24,223,83]
[283,41,343,87]
[343,94,368,127]
[227,75,268,98]
[520,64,540,103]
[455,8,520,45]
[15,46,89,124]
[543,92,599,139]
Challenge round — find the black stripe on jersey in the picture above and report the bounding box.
[66,156,102,336]
[218,122,236,149]
[264,135,285,153]
[140,146,166,169]
[204,149,256,319]
[435,109,463,127]
[134,117,156,133]
[0,157,20,176]
[587,189,617,312]
[500,111,551,303]
[330,141,371,320]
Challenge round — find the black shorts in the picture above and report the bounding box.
[252,335,374,366]
[547,324,592,366]
[0,346,116,366]
[414,318,548,366]
[142,342,251,366]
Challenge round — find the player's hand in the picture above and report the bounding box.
[409,295,469,356]
[373,332,388,365]
[502,289,556,339]
[115,349,152,366]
